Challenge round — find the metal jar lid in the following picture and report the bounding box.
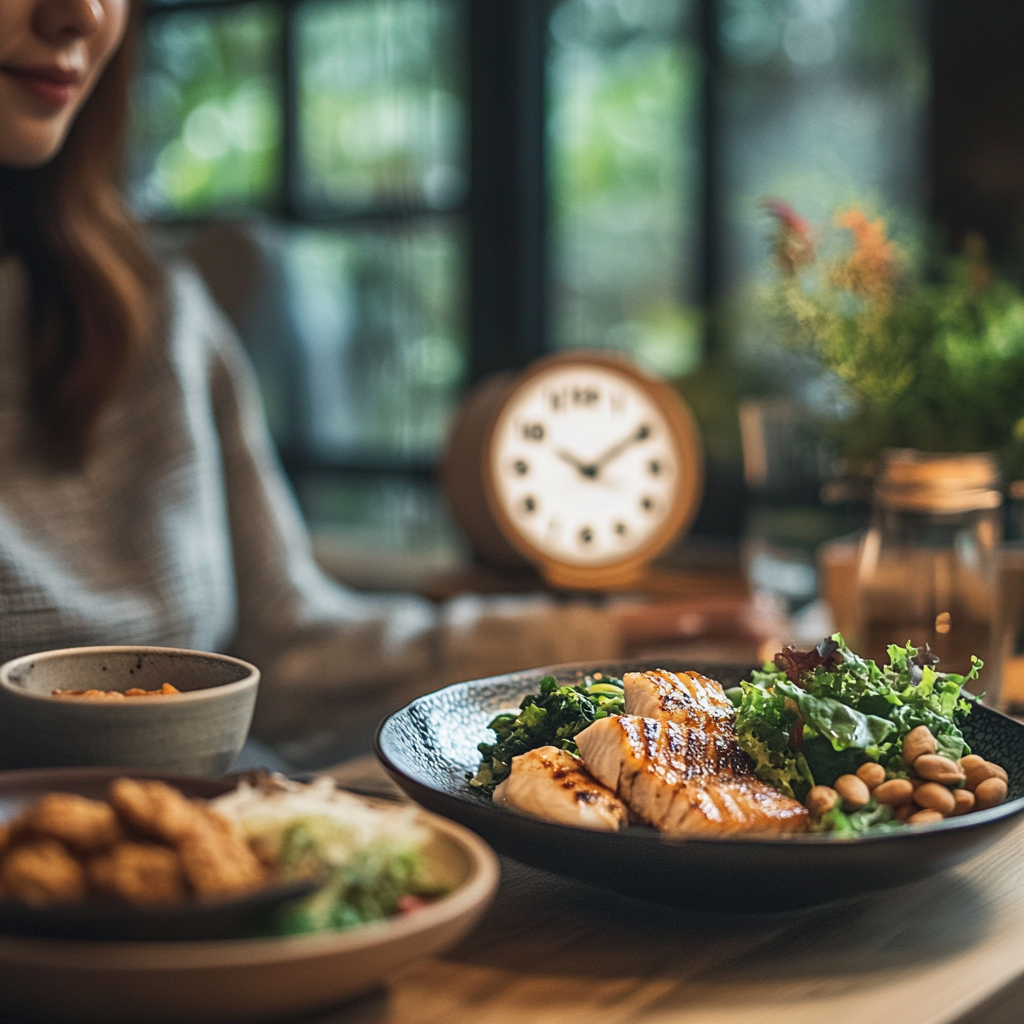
[874,450,1003,513]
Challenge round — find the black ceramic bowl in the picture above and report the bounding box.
[0,768,318,940]
[376,660,1024,911]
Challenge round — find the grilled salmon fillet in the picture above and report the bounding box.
[577,672,810,835]
[493,746,627,831]
[624,669,735,726]
[623,669,753,776]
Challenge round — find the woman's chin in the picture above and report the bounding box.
[0,119,73,169]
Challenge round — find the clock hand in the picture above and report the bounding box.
[556,449,598,478]
[590,423,651,473]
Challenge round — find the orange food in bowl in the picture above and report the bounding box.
[52,683,180,699]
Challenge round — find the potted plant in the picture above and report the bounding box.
[762,202,1024,687]
[762,200,1024,481]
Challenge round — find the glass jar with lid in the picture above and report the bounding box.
[855,451,1002,702]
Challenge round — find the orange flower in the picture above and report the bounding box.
[763,198,815,276]
[833,208,898,297]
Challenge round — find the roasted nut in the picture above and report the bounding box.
[913,782,956,816]
[953,789,975,816]
[855,762,886,791]
[834,774,871,810]
[974,777,1008,810]
[908,809,944,825]
[962,758,1003,792]
[874,779,914,807]
[805,786,839,818]
[903,726,937,764]
[895,802,916,822]
[987,762,1008,783]
[913,755,965,786]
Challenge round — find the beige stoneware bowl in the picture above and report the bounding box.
[0,811,499,1024]
[0,646,259,776]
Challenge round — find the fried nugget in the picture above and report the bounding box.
[178,813,266,897]
[1,839,88,905]
[20,793,122,854]
[88,843,186,905]
[109,778,202,843]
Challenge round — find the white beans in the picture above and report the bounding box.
[974,777,1008,810]
[855,762,886,790]
[805,786,839,818]
[913,782,956,816]
[902,726,937,764]
[834,774,871,810]
[953,789,975,816]
[960,756,1006,792]
[913,755,965,785]
[874,779,914,807]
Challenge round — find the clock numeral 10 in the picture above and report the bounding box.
[521,422,545,441]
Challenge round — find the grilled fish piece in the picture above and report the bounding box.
[624,668,735,726]
[492,746,627,831]
[624,669,751,777]
[576,715,808,835]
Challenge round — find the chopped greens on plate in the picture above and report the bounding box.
[730,634,980,831]
[213,778,451,934]
[469,674,625,796]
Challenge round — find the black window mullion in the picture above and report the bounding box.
[467,0,548,384]
[697,0,722,359]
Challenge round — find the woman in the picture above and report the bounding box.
[0,0,620,749]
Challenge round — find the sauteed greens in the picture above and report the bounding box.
[730,635,979,807]
[469,675,625,796]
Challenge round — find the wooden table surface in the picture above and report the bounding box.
[305,758,1024,1024]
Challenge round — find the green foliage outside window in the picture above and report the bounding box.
[549,0,703,379]
[131,3,281,215]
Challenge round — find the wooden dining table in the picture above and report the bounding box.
[282,756,1024,1024]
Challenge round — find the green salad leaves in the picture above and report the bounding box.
[274,821,441,934]
[732,635,980,811]
[469,674,625,796]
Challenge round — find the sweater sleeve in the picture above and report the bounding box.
[195,275,620,740]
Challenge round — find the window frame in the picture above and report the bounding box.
[137,0,723,478]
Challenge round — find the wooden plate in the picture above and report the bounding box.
[0,768,499,1024]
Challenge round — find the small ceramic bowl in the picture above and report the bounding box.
[0,646,259,776]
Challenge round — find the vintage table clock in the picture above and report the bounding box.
[442,352,704,588]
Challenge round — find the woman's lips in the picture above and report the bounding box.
[1,66,82,107]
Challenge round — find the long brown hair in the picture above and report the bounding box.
[0,2,164,464]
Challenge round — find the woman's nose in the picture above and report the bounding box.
[32,0,104,44]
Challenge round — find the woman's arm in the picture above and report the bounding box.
[189,273,620,741]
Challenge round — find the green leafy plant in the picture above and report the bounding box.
[764,201,1024,479]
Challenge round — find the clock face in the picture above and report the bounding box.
[487,362,693,568]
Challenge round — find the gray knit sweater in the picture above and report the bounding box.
[0,258,618,739]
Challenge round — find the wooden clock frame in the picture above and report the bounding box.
[441,351,704,590]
